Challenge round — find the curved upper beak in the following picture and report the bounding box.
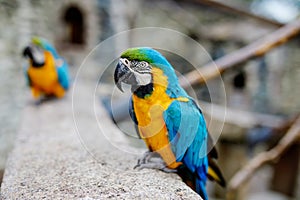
[114,60,130,92]
[114,62,125,92]
[114,59,140,92]
[23,46,32,59]
[23,45,45,67]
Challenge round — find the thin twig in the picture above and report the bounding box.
[227,116,300,199]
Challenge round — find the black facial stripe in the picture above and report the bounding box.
[132,83,154,98]
[136,71,151,74]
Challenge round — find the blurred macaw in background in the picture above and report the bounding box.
[114,47,225,200]
[23,37,70,99]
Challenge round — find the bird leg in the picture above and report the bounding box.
[134,151,177,173]
[136,151,159,165]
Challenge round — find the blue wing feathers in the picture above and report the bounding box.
[164,99,208,164]
[56,59,70,90]
[163,98,209,199]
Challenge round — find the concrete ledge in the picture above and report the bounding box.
[0,81,201,199]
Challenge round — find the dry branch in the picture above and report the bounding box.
[227,116,300,198]
[179,18,300,88]
[272,115,300,134]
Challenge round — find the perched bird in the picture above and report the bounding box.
[114,47,225,199]
[23,37,70,99]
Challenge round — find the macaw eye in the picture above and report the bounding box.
[131,61,151,74]
[138,61,148,69]
[132,61,148,69]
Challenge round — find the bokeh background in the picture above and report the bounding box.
[1,0,300,199]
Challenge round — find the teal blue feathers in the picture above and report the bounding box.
[124,47,225,200]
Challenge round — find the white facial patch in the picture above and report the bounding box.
[32,46,45,64]
[134,72,152,86]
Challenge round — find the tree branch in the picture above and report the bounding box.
[179,18,300,88]
[227,116,300,198]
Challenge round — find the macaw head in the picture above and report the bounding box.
[23,45,45,67]
[114,47,177,94]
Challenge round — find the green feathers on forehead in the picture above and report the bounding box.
[121,48,151,62]
[120,47,171,67]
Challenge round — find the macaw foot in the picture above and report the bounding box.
[135,151,160,166]
[134,151,177,173]
[34,98,43,106]
[135,162,177,173]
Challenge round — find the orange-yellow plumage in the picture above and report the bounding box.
[27,51,65,98]
[133,67,188,169]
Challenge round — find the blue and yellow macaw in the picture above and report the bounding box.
[114,47,225,199]
[23,37,70,99]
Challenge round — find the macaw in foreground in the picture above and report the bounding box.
[114,47,225,200]
[23,37,70,99]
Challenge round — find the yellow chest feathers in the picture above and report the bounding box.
[28,51,58,89]
[132,67,188,168]
[132,67,190,138]
[132,67,189,131]
[132,67,172,128]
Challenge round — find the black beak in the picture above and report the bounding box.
[114,61,130,92]
[23,46,33,59]
[22,45,45,67]
[114,60,139,92]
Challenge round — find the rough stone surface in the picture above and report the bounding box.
[0,79,201,200]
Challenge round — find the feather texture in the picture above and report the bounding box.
[121,47,225,200]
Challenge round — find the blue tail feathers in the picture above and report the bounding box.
[177,164,208,200]
[196,177,208,200]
